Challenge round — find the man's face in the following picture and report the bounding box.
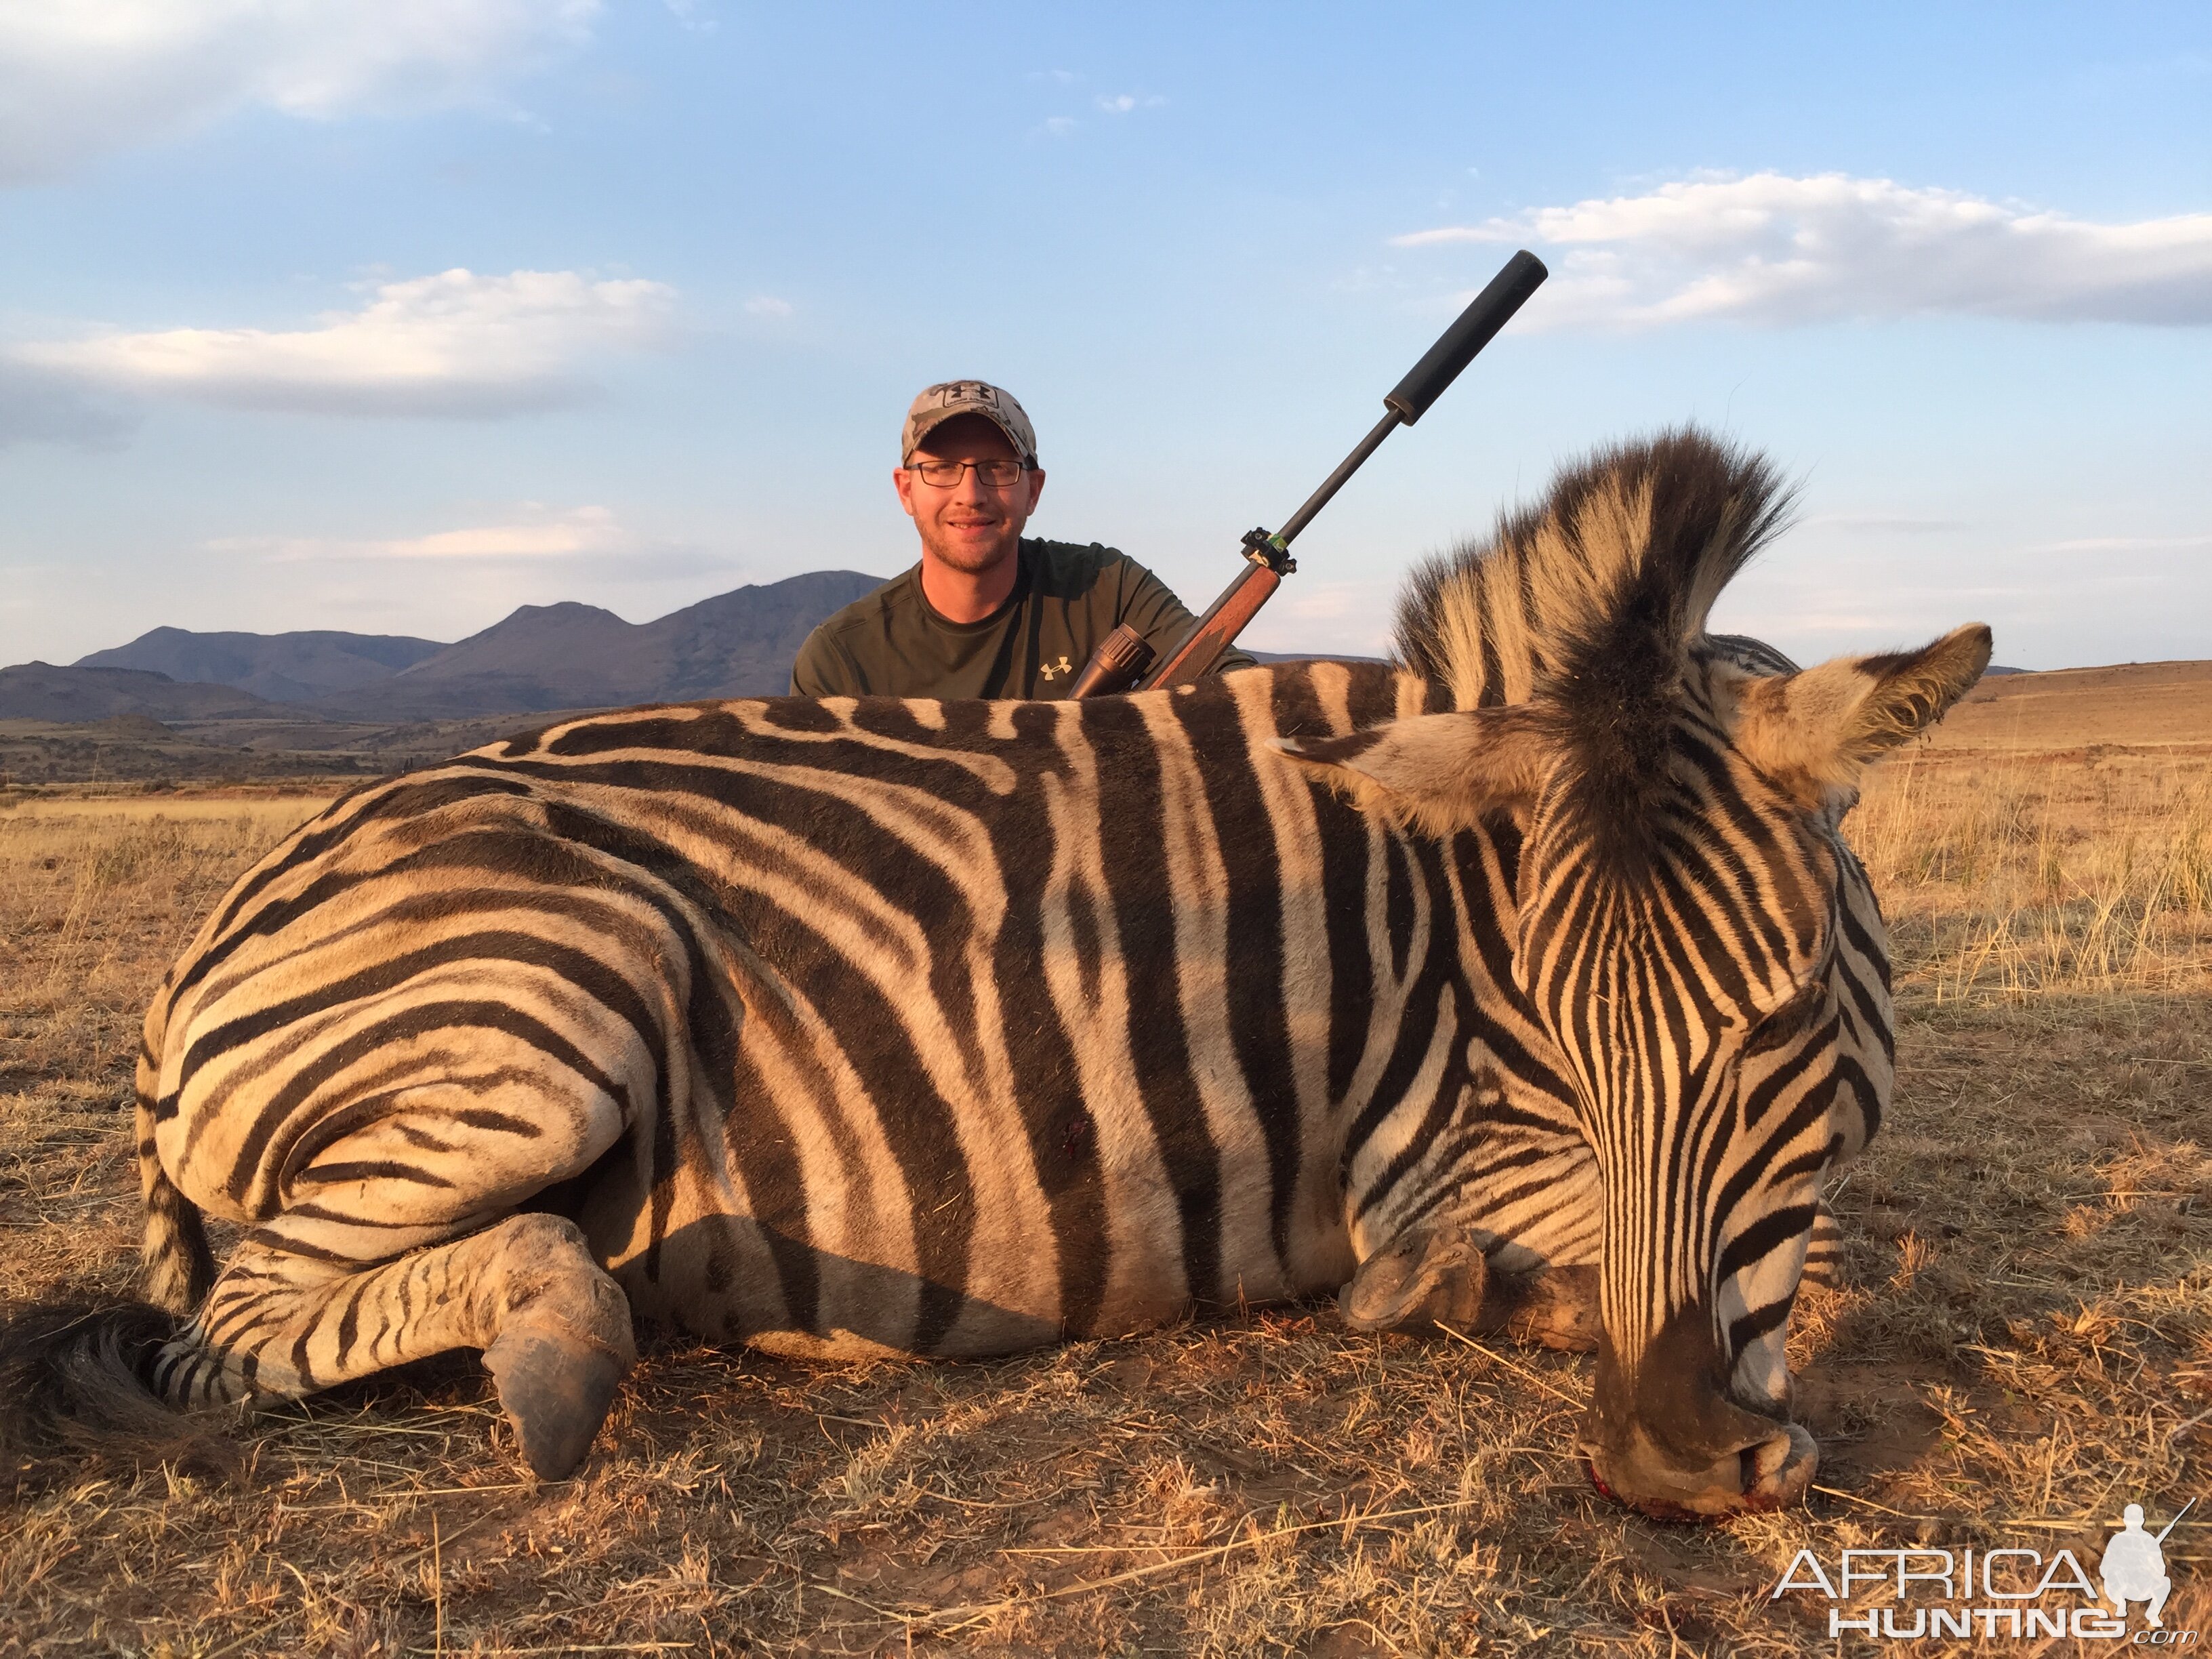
[893,414,1046,576]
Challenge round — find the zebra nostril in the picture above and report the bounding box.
[1738,1422,1818,1510]
[1583,1404,1817,1519]
[1744,1429,1788,1484]
[1738,1441,1766,1493]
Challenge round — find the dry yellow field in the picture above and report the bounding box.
[1,671,2208,1656]
[1933,659,2212,756]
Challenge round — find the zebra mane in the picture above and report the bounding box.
[1390,428,1795,716]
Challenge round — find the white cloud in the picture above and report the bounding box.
[1239,579,1394,658]
[660,0,715,33]
[15,268,676,417]
[1094,93,1162,114]
[1713,525,2212,667]
[2025,533,2211,554]
[1394,172,2212,328]
[0,0,602,182]
[211,503,633,560]
[743,295,793,319]
[203,502,739,585]
[1040,116,1077,138]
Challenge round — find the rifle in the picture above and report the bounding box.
[1067,249,1548,699]
[2156,1498,2197,1546]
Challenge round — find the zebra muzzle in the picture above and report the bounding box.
[1582,1305,1819,1518]
[1583,1418,1817,1521]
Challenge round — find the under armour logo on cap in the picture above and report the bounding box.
[902,381,1038,466]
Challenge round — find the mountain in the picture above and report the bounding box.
[0,663,295,723]
[79,628,444,703]
[39,567,1443,731]
[304,569,886,720]
[53,570,887,723]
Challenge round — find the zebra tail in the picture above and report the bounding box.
[134,1052,212,1315]
[0,1010,234,1491]
[0,1298,242,1488]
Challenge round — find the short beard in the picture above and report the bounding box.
[921,526,1020,575]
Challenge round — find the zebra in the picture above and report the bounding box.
[0,428,1988,1519]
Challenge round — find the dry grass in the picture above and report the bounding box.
[1,743,2207,1656]
[0,792,338,1099]
[1855,745,2212,1000]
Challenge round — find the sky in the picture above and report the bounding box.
[1,1,2207,674]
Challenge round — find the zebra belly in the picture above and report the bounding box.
[472,663,1420,1359]
[579,1112,1355,1361]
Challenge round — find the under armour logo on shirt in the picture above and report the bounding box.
[1039,655,1073,680]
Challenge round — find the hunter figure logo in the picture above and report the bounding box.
[2105,1501,2190,1629]
[1769,1497,2196,1641]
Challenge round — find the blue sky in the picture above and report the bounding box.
[1,2,2207,673]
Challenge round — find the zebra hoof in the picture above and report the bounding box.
[1341,1225,1487,1332]
[483,1326,628,1481]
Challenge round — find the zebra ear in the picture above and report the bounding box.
[1272,706,1548,834]
[1733,623,1992,802]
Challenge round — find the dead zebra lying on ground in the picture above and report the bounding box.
[1,428,1988,1519]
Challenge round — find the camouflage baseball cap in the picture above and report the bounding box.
[901,380,1039,466]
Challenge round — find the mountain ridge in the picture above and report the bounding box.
[78,627,444,704]
[43,567,2036,729]
[68,569,889,722]
[0,662,293,724]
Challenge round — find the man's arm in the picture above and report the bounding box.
[1113,559,1259,674]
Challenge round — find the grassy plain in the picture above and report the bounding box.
[1,667,2209,1656]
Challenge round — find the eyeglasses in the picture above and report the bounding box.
[907,457,1029,489]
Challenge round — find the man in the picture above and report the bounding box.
[2102,1504,2173,1628]
[790,380,1252,698]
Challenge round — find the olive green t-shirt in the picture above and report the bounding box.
[787,538,1255,700]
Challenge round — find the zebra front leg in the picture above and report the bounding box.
[1342,1107,1602,1350]
[1799,1197,1846,1293]
[161,1212,635,1479]
[1340,1224,1600,1351]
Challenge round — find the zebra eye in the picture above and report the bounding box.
[1746,981,1823,1054]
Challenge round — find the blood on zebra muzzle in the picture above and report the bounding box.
[1581,1303,1819,1520]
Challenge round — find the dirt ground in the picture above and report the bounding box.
[1,669,2208,1656]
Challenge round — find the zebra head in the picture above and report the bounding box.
[1280,430,1990,1517]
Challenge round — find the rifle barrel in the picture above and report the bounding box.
[1384,250,1549,425]
[1072,248,1547,698]
[2156,1497,2197,1544]
[1276,411,1401,547]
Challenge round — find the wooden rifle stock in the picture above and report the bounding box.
[1145,552,1284,689]
[1069,249,1547,699]
[1064,533,1288,698]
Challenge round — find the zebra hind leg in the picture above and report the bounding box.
[163,1212,636,1480]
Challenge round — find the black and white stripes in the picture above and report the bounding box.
[141,665,1490,1372]
[1284,430,1987,1512]
[7,428,1986,1513]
